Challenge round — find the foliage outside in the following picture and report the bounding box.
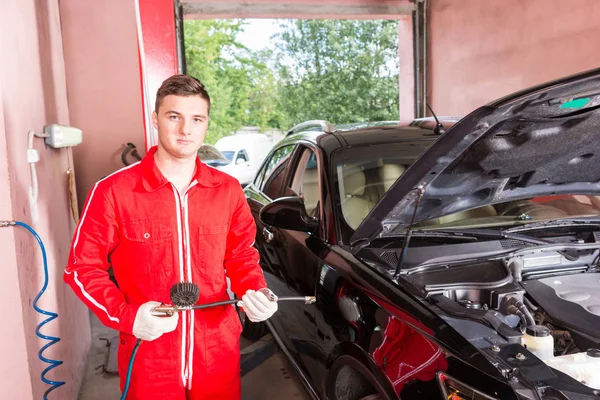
[184,19,399,145]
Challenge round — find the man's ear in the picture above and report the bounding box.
[152,111,159,130]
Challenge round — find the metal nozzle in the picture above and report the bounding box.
[150,305,183,317]
[263,295,316,304]
[261,294,316,304]
[0,221,16,227]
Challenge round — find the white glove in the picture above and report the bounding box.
[132,301,179,341]
[238,289,278,322]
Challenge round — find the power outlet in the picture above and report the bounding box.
[43,124,82,148]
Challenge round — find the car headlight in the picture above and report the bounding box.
[437,372,499,400]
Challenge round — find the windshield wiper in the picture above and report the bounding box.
[504,216,600,233]
[411,228,579,261]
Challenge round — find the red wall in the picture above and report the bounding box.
[428,0,600,116]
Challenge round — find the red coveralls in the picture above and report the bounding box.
[64,146,266,399]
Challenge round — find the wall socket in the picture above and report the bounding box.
[43,124,83,148]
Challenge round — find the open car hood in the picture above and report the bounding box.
[351,68,600,247]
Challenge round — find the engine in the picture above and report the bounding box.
[403,251,600,390]
[520,273,600,389]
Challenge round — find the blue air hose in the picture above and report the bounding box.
[121,339,141,400]
[10,220,139,400]
[14,221,65,399]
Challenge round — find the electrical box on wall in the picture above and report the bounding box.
[43,124,82,148]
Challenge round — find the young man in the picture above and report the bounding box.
[64,74,277,399]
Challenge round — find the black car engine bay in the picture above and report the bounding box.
[364,228,600,393]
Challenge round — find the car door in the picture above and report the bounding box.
[245,144,296,284]
[245,143,331,387]
[266,144,329,385]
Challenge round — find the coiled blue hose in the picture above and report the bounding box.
[15,221,65,399]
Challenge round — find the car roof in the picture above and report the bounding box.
[278,118,458,149]
[333,125,439,145]
[275,123,460,162]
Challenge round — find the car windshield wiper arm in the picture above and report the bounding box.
[414,228,549,245]
[412,228,579,261]
[504,217,600,233]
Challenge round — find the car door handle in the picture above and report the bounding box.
[262,227,274,243]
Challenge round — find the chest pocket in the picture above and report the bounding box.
[198,224,229,257]
[121,219,175,291]
[198,224,229,282]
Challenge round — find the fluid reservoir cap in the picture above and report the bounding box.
[586,348,600,358]
[525,325,551,337]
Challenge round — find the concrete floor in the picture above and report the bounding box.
[79,311,309,400]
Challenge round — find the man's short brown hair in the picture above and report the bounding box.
[154,74,211,113]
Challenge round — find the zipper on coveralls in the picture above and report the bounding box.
[172,182,198,389]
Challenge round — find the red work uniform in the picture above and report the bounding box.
[64,146,266,399]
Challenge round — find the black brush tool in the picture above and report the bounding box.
[170,282,200,307]
[151,282,316,317]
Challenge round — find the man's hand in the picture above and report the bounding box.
[133,301,179,341]
[238,289,278,322]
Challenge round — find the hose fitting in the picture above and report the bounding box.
[506,296,536,327]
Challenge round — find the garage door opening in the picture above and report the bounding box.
[183,18,400,145]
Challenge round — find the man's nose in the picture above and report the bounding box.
[180,118,191,136]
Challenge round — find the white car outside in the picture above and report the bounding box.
[214,133,273,186]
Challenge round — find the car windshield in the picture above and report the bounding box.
[198,145,230,167]
[220,151,235,163]
[332,142,600,233]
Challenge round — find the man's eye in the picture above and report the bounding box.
[169,115,179,120]
[194,118,203,123]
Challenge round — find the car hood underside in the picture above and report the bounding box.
[352,68,600,246]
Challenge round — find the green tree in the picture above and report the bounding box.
[184,20,283,144]
[273,20,399,129]
[245,49,285,129]
[184,19,400,142]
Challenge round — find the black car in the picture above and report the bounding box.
[242,68,600,400]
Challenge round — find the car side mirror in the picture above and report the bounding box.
[259,196,319,232]
[236,158,246,165]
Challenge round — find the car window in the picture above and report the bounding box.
[332,141,431,231]
[257,144,295,199]
[236,150,248,162]
[289,149,319,217]
[332,142,600,237]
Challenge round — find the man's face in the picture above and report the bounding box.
[152,94,209,160]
